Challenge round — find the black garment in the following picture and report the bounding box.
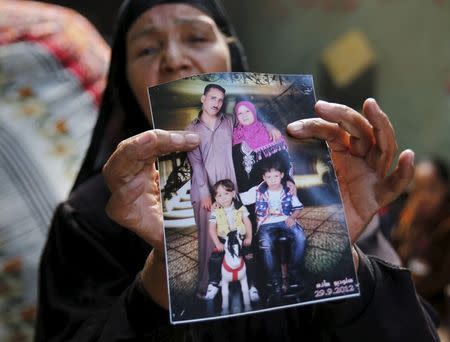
[35,175,439,341]
[232,143,292,193]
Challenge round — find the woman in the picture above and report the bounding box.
[35,0,438,341]
[232,100,295,300]
[35,1,246,339]
[232,100,293,192]
[392,157,450,317]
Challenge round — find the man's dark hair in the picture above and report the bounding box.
[203,83,226,96]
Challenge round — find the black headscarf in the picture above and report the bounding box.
[73,0,248,190]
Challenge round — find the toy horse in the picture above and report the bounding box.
[221,230,251,312]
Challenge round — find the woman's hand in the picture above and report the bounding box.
[103,129,200,309]
[286,180,297,196]
[287,99,414,244]
[264,122,282,141]
[103,129,200,254]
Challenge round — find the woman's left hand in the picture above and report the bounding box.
[286,180,297,196]
[287,99,414,243]
[266,123,282,141]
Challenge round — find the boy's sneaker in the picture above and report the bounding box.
[204,283,219,300]
[249,286,260,302]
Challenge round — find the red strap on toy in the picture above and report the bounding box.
[222,259,245,282]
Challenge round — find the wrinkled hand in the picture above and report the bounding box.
[103,129,200,254]
[287,99,414,243]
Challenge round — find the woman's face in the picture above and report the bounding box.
[236,105,255,126]
[412,161,448,218]
[126,4,232,119]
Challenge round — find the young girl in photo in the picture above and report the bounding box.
[204,179,259,302]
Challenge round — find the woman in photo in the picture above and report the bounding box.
[232,100,297,302]
[232,100,293,192]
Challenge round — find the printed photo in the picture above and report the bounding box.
[148,72,359,324]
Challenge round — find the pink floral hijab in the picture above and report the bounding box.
[232,101,272,149]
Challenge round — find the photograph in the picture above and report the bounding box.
[148,72,360,324]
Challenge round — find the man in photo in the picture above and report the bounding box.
[186,84,238,298]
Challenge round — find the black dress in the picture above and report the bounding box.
[232,139,293,193]
[34,174,439,341]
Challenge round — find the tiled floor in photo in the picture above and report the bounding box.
[165,204,353,321]
[166,227,199,297]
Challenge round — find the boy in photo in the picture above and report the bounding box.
[240,159,306,302]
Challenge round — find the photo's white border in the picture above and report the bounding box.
[148,90,177,323]
[148,72,360,325]
[170,292,360,325]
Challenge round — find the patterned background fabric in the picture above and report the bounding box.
[0,1,110,340]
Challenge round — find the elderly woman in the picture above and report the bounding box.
[35,0,438,341]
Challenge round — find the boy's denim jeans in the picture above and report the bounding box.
[257,221,306,286]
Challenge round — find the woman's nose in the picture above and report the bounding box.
[161,40,191,73]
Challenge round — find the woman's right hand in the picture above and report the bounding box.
[103,129,200,254]
[103,130,199,309]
